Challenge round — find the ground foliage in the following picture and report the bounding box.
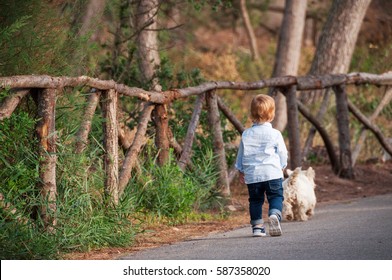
[0,0,391,259]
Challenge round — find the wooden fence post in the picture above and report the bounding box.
[0,89,29,121]
[102,89,119,205]
[333,85,355,179]
[217,96,245,134]
[285,85,302,169]
[297,100,340,174]
[154,104,170,166]
[118,103,155,195]
[206,90,230,196]
[35,88,57,231]
[75,89,101,154]
[351,86,392,166]
[178,93,205,170]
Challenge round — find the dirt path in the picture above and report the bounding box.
[64,162,392,260]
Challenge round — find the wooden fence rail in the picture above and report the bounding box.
[1,72,392,229]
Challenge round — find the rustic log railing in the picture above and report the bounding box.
[1,72,392,229]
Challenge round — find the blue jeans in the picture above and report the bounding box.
[247,178,284,226]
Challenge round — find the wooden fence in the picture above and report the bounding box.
[1,72,392,229]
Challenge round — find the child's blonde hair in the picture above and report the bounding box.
[250,94,275,123]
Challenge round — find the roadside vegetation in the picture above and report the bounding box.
[1,0,391,259]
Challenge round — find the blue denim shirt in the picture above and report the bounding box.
[235,122,288,184]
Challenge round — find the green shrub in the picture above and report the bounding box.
[130,149,199,220]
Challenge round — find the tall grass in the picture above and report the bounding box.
[125,145,222,225]
[0,96,138,259]
[0,89,225,259]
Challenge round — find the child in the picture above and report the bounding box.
[235,94,288,237]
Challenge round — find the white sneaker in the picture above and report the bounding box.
[269,215,282,236]
[252,225,266,237]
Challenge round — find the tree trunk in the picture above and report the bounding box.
[309,0,371,76]
[35,88,57,232]
[102,89,119,206]
[136,0,169,165]
[78,0,106,41]
[75,90,101,153]
[302,0,371,157]
[67,0,106,76]
[240,0,259,61]
[333,85,354,179]
[271,0,307,132]
[136,0,161,91]
[206,91,230,196]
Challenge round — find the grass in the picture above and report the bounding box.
[0,92,226,259]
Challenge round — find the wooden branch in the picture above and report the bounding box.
[35,88,57,232]
[2,72,391,105]
[346,72,392,86]
[333,85,354,179]
[206,91,230,196]
[168,127,183,158]
[178,93,205,171]
[285,85,301,169]
[302,88,331,158]
[102,89,119,206]
[177,77,297,98]
[75,90,101,154]
[118,103,155,195]
[217,96,245,134]
[352,87,392,166]
[0,75,163,103]
[0,89,29,120]
[118,123,136,151]
[297,75,346,91]
[297,100,340,174]
[240,0,260,61]
[178,72,392,97]
[348,100,392,158]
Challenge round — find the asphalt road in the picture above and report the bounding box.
[119,194,392,260]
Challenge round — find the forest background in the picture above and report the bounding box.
[0,0,391,260]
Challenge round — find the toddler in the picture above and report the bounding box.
[235,94,288,237]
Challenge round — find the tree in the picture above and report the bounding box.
[136,0,162,92]
[302,0,371,161]
[301,0,371,153]
[135,0,170,165]
[239,0,259,61]
[308,0,371,76]
[77,0,106,41]
[270,0,307,132]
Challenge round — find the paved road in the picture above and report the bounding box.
[119,194,392,260]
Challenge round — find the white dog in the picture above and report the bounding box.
[282,167,316,221]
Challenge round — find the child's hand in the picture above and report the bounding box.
[239,172,245,184]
